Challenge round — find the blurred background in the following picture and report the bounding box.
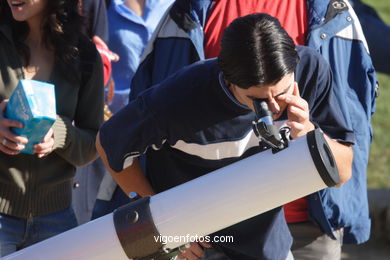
[342,0,390,259]
[365,0,390,190]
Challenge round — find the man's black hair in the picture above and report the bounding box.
[218,13,299,89]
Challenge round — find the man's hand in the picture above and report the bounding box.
[34,128,54,158]
[277,82,315,139]
[0,100,28,155]
[279,83,353,185]
[177,241,212,260]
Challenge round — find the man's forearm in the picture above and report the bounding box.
[111,158,155,197]
[96,132,155,197]
[324,135,353,186]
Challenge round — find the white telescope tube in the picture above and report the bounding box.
[2,214,128,260]
[2,129,338,259]
[150,128,337,249]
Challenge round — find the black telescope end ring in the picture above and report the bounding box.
[306,129,340,187]
[113,197,165,259]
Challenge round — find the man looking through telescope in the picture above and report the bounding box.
[96,13,354,260]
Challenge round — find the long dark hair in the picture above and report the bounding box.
[218,13,299,89]
[0,0,85,69]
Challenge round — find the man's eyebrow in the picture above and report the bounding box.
[247,84,292,100]
[274,85,292,98]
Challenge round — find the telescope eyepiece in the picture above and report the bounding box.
[253,99,273,120]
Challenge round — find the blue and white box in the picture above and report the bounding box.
[5,79,56,154]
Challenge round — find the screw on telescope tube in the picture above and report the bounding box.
[126,210,139,224]
[162,245,171,253]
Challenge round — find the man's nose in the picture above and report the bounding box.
[267,98,280,115]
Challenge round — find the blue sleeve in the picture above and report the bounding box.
[99,93,165,172]
[296,46,355,144]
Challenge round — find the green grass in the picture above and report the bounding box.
[361,0,390,188]
[368,73,390,188]
[362,0,390,24]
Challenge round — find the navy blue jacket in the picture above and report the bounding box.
[100,46,353,259]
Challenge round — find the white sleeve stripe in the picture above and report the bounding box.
[172,121,288,160]
[123,156,135,169]
[122,139,167,170]
[336,0,370,53]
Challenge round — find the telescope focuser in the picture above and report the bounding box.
[252,99,289,153]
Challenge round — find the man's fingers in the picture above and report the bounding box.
[287,120,315,139]
[178,250,199,260]
[286,121,305,139]
[292,82,300,96]
[286,121,305,132]
[187,242,205,258]
[199,241,212,249]
[277,94,308,111]
[178,242,205,260]
[287,105,309,122]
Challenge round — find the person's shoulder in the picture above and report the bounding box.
[296,45,330,74]
[296,45,325,64]
[186,58,218,72]
[169,58,218,82]
[150,59,217,103]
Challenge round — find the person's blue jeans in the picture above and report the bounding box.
[0,207,78,257]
